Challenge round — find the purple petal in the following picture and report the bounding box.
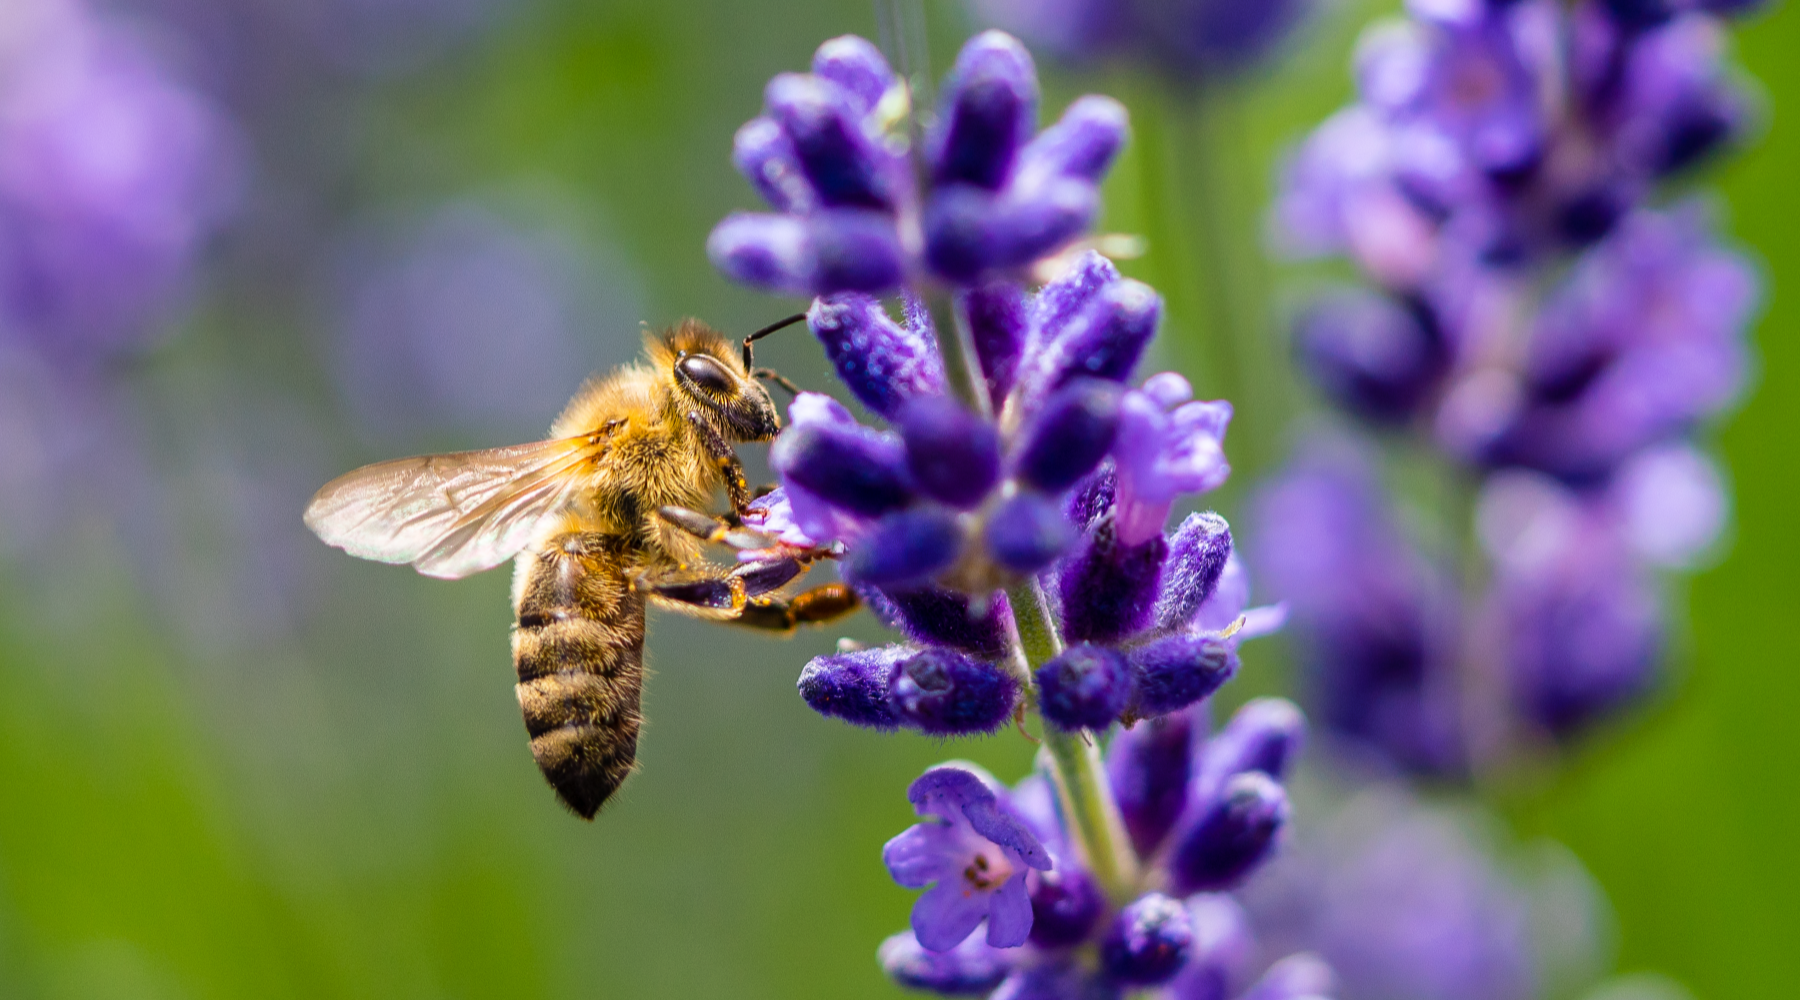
[884,821,973,888]
[913,881,993,953]
[909,766,1052,870]
[985,872,1035,948]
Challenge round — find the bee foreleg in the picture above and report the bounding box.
[683,410,755,517]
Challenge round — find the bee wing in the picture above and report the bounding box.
[304,436,607,580]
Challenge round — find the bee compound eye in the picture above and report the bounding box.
[678,354,734,394]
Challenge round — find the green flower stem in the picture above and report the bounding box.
[1005,578,1141,905]
[923,286,993,418]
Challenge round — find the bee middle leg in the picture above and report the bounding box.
[657,504,769,548]
[636,555,859,632]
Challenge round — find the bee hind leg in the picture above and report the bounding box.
[734,584,861,632]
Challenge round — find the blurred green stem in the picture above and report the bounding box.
[1174,78,1248,421]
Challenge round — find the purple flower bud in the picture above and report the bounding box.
[924,178,1099,283]
[891,648,1020,736]
[770,409,914,517]
[1031,249,1120,347]
[763,73,894,209]
[872,586,1014,661]
[1015,95,1129,186]
[1065,466,1117,532]
[1128,635,1239,717]
[811,35,896,116]
[1153,513,1233,633]
[1036,644,1131,731]
[898,395,1002,508]
[707,210,905,296]
[985,491,1079,574]
[1166,894,1255,1000]
[1058,516,1169,644]
[1239,954,1337,1000]
[806,294,946,418]
[1200,698,1306,790]
[1295,288,1448,425]
[885,764,1052,950]
[732,117,815,214]
[1027,867,1105,948]
[932,31,1039,190]
[964,282,1029,404]
[879,930,1012,994]
[845,507,964,588]
[1108,710,1198,858]
[1101,893,1194,986]
[1011,378,1124,493]
[1017,277,1160,404]
[797,645,905,729]
[1171,772,1289,893]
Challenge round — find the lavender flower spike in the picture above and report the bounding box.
[884,764,1054,951]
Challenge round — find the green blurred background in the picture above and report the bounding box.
[0,0,1794,997]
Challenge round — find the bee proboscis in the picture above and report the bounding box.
[304,318,857,818]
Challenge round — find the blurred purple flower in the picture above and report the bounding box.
[1468,205,1755,481]
[0,0,240,364]
[1250,438,1467,776]
[1242,789,1606,1000]
[972,0,1315,77]
[328,203,644,446]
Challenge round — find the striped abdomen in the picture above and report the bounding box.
[511,531,646,819]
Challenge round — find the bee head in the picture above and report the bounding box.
[656,320,781,443]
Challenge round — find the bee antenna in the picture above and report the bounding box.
[742,312,808,371]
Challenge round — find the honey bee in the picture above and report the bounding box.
[304,317,858,819]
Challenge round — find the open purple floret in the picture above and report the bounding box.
[874,703,1319,998]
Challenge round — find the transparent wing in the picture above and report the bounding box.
[303,436,608,580]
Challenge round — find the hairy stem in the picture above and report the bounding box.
[1005,578,1141,904]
